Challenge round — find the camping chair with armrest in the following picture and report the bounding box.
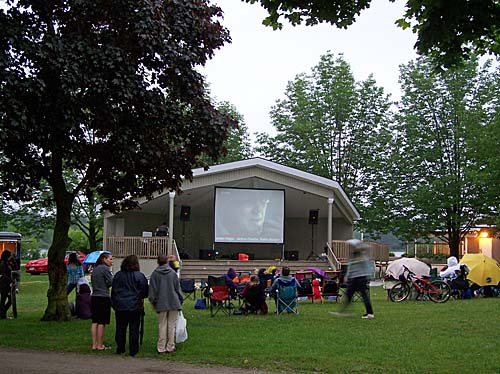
[241,284,268,314]
[338,280,370,303]
[207,275,232,317]
[275,278,299,315]
[321,279,340,301]
[258,273,273,299]
[180,278,196,301]
[297,277,314,302]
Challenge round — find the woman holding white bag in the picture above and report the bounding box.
[148,254,184,354]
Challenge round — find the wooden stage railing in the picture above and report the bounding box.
[106,236,169,258]
[331,240,390,263]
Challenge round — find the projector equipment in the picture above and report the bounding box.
[180,205,191,221]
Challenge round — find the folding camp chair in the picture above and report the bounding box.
[338,282,370,303]
[321,279,340,301]
[275,278,299,315]
[297,278,313,301]
[180,278,196,301]
[207,275,232,317]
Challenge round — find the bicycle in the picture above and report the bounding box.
[389,265,451,303]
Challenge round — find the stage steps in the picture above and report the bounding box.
[178,259,338,280]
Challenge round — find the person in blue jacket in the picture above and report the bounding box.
[111,255,148,356]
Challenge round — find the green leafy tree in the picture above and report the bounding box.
[0,0,235,321]
[67,228,90,252]
[214,102,253,163]
[0,198,12,231]
[256,52,392,207]
[372,57,500,257]
[3,183,56,239]
[244,0,500,68]
[72,187,103,252]
[197,100,253,165]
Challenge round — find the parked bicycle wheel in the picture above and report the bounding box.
[389,282,411,302]
[428,280,451,303]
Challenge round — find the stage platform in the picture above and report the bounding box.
[178,258,340,280]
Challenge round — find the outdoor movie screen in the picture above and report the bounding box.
[214,187,285,244]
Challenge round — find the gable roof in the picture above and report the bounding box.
[190,157,359,219]
[125,157,360,223]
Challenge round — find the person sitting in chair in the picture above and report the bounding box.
[225,268,244,293]
[270,267,300,313]
[439,256,461,279]
[241,275,268,314]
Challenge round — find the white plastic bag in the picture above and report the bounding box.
[175,311,188,343]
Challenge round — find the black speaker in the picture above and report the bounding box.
[284,250,299,261]
[308,209,319,225]
[180,205,191,222]
[199,249,215,260]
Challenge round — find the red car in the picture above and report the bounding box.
[25,257,48,275]
[25,251,87,275]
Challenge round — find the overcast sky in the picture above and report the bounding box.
[201,0,418,140]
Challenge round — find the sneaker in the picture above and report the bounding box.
[362,314,375,319]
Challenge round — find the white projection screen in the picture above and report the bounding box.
[214,187,285,243]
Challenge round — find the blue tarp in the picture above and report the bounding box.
[83,250,111,265]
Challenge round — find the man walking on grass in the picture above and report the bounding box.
[331,239,375,319]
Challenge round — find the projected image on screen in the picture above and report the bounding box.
[215,188,285,243]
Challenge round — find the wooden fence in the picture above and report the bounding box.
[331,240,390,262]
[106,236,170,258]
[408,242,455,257]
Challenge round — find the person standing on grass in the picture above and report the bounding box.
[0,250,13,319]
[90,252,113,351]
[111,255,148,356]
[332,239,375,319]
[148,254,183,354]
[66,252,84,296]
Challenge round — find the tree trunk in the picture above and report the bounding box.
[87,191,100,251]
[448,229,461,259]
[41,172,75,321]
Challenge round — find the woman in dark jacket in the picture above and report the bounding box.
[111,255,148,356]
[0,250,13,319]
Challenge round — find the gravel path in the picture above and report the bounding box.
[0,347,274,374]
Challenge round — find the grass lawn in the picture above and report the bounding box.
[1,273,500,373]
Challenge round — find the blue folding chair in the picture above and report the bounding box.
[275,278,299,315]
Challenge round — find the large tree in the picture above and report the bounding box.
[256,52,392,208]
[210,101,254,164]
[244,0,500,68]
[0,0,235,321]
[372,57,500,257]
[72,187,103,252]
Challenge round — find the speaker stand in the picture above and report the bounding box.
[180,220,191,259]
[306,224,319,260]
